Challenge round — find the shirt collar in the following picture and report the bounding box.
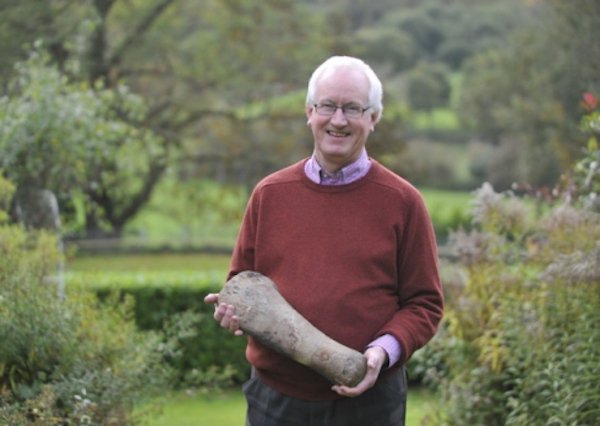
[304,149,371,185]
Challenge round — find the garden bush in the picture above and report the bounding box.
[0,175,173,425]
[67,271,250,388]
[426,182,600,425]
[425,101,600,425]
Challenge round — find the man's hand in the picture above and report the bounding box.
[331,346,388,397]
[203,293,244,336]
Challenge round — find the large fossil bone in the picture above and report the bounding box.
[219,270,367,387]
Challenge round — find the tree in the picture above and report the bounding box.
[405,61,451,113]
[457,0,600,187]
[0,0,90,85]
[434,1,526,69]
[353,27,418,73]
[0,0,330,236]
[0,48,165,236]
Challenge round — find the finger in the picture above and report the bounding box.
[332,381,370,398]
[218,304,234,328]
[212,303,243,335]
[364,347,387,372]
[219,304,240,331]
[332,352,382,397]
[226,308,239,332]
[228,315,242,333]
[367,358,382,371]
[204,293,219,304]
[213,303,227,321]
[332,370,377,397]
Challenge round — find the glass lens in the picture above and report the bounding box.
[315,103,364,117]
[343,104,362,117]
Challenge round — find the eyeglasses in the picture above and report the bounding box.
[313,102,371,118]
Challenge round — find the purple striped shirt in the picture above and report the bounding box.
[303,149,401,369]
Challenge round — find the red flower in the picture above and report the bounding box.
[582,92,598,111]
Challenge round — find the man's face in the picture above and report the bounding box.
[306,67,378,173]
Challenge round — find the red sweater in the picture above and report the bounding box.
[228,159,444,400]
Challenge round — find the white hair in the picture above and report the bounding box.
[306,56,383,122]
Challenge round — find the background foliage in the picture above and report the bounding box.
[1,0,600,424]
[0,174,177,425]
[426,187,600,425]
[421,104,600,424]
[0,0,597,239]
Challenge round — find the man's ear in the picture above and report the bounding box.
[305,105,314,124]
[369,111,378,132]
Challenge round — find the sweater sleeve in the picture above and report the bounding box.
[378,191,444,365]
[227,186,259,280]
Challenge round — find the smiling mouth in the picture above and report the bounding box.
[327,130,349,137]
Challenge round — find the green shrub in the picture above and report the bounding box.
[0,170,14,223]
[0,221,172,424]
[67,270,250,388]
[505,279,600,425]
[427,183,600,425]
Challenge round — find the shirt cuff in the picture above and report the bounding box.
[367,334,402,368]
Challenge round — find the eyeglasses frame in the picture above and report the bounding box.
[312,102,371,118]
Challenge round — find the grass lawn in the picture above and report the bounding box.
[67,252,232,273]
[421,188,473,220]
[139,386,438,426]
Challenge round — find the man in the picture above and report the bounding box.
[204,56,444,426]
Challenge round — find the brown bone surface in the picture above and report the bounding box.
[219,271,367,387]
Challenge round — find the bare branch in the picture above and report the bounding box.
[107,0,176,69]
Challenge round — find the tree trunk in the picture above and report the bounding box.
[13,186,65,299]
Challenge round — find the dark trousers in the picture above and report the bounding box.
[243,367,407,426]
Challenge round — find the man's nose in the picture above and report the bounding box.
[330,107,348,124]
